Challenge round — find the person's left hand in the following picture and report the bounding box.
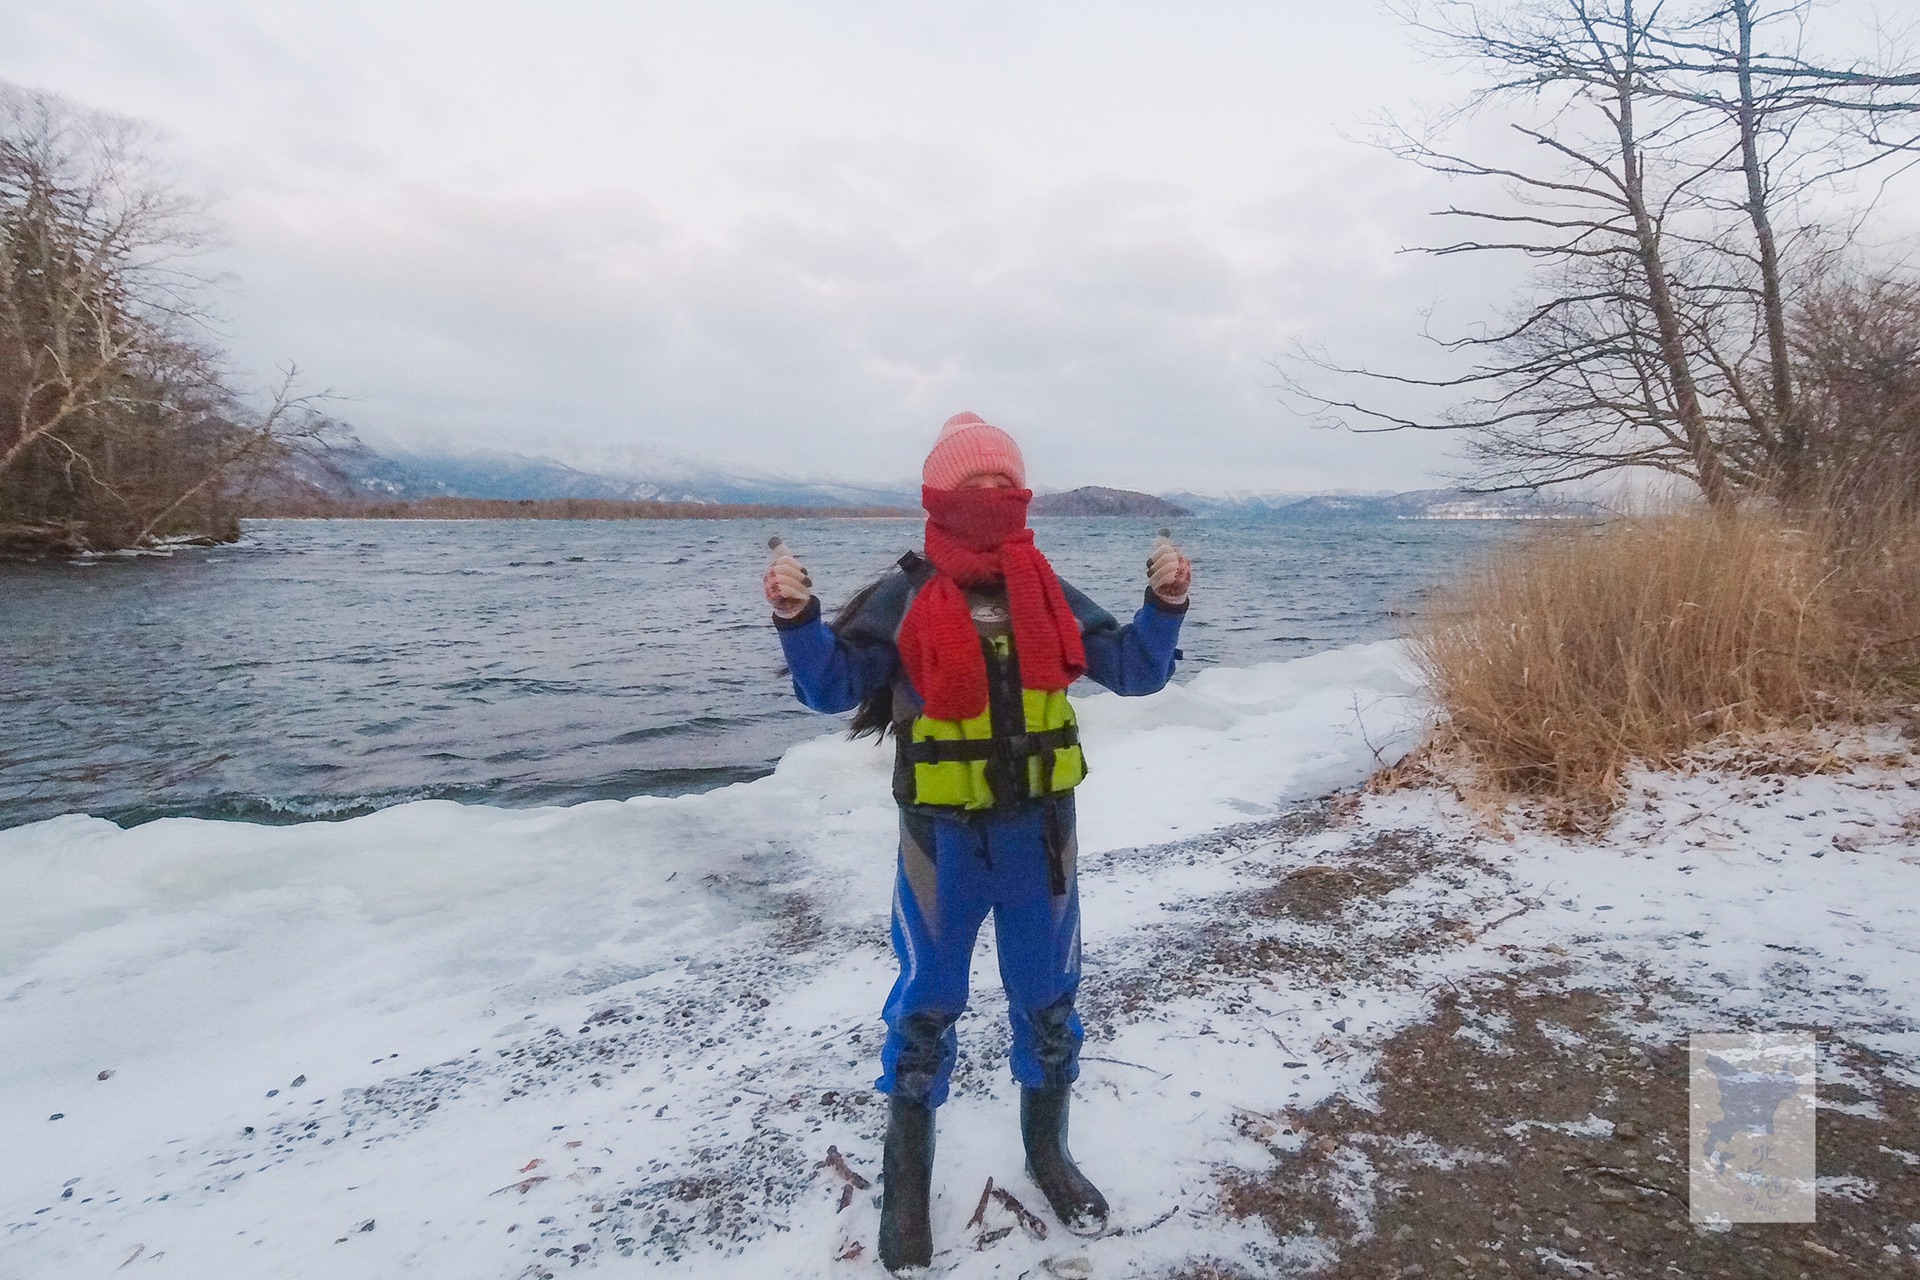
[1147,532,1191,606]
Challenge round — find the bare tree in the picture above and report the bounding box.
[1288,0,1920,507]
[1791,269,1920,514]
[0,83,321,553]
[1649,0,1920,496]
[0,89,198,476]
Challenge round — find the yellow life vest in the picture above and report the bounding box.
[901,633,1085,809]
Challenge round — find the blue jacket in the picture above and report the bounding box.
[773,552,1186,804]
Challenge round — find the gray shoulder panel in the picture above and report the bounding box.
[1057,577,1120,635]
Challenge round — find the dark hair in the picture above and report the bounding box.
[834,569,901,741]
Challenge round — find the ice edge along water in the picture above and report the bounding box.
[4,638,1918,1278]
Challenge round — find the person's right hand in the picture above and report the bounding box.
[763,539,814,618]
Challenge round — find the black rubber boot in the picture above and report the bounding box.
[878,1094,935,1272]
[1021,1082,1109,1236]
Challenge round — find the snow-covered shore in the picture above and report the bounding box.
[3,642,1917,1278]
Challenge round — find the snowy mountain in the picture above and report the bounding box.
[1164,487,1608,521]
[277,431,1598,518]
[281,431,919,509]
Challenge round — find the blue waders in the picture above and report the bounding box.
[879,800,1083,1108]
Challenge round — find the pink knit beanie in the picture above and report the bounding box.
[921,412,1027,490]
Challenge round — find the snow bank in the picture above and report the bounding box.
[1337,744,1920,1081]
[1479,750,1920,1075]
[0,641,1424,1278]
[19,631,1907,1279]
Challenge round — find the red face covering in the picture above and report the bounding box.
[919,485,1032,557]
[897,485,1088,720]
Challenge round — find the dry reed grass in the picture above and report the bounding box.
[1407,503,1920,827]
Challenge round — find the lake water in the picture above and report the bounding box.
[0,516,1517,829]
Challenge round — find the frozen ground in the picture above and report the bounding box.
[3,641,1917,1279]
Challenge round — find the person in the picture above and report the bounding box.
[762,411,1192,1272]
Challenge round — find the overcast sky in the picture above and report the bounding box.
[5,2,1912,492]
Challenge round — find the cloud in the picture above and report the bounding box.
[5,0,1521,491]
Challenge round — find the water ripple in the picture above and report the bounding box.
[0,515,1513,828]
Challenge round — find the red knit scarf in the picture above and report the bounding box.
[897,486,1087,720]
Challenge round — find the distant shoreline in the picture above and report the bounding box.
[243,497,917,521]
